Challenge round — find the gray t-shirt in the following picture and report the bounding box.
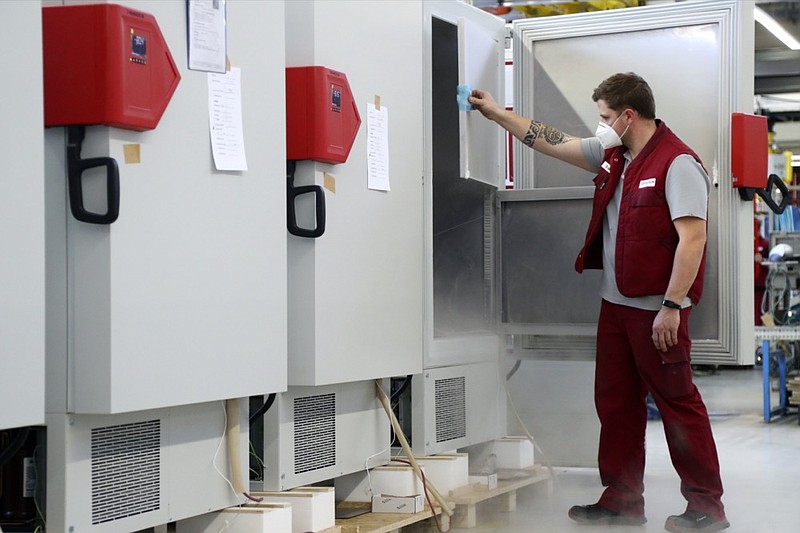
[580,137,710,311]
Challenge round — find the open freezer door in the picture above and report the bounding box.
[506,0,754,366]
[457,16,504,187]
[424,1,506,370]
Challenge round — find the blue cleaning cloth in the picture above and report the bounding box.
[457,84,473,111]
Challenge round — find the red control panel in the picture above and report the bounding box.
[43,3,181,131]
[286,66,361,164]
[731,112,768,189]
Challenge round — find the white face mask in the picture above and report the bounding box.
[595,113,629,149]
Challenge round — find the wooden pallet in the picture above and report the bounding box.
[334,502,450,533]
[448,465,552,529]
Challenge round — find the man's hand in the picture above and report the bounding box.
[469,90,504,122]
[652,307,680,352]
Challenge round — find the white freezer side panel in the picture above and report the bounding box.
[411,361,506,456]
[45,400,250,533]
[286,1,424,385]
[46,0,287,414]
[260,381,391,491]
[0,0,45,430]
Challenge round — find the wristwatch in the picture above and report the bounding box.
[661,299,682,310]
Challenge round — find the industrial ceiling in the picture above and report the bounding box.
[473,0,800,149]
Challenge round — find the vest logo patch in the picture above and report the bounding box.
[601,161,611,173]
[639,177,656,188]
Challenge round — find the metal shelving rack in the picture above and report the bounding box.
[754,326,800,421]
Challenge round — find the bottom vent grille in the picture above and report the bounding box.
[91,419,161,524]
[294,393,336,474]
[435,376,467,443]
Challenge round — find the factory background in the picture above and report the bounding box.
[2,1,800,532]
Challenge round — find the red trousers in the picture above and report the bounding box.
[595,300,725,520]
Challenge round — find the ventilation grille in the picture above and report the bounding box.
[91,419,161,525]
[294,393,336,474]
[435,376,467,443]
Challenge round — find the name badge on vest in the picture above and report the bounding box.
[601,161,611,173]
[639,177,656,188]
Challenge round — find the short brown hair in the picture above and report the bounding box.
[592,72,655,119]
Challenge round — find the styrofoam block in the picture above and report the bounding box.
[400,454,469,494]
[176,503,292,533]
[493,437,534,469]
[251,486,335,533]
[335,465,427,502]
[462,436,535,474]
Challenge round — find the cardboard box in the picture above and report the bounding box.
[371,494,425,514]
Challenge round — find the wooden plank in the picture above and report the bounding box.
[448,465,551,529]
[335,502,449,533]
[332,467,550,531]
[449,465,550,506]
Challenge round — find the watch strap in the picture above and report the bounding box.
[661,299,682,310]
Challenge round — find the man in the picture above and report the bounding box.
[469,73,728,533]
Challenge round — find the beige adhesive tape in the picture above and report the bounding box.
[123,144,141,164]
[324,172,336,193]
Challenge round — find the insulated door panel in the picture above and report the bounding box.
[457,16,504,187]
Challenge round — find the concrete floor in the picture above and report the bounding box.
[411,365,800,533]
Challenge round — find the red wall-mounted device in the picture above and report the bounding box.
[286,66,361,164]
[731,112,768,189]
[42,3,181,131]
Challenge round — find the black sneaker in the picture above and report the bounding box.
[664,510,730,532]
[568,503,647,525]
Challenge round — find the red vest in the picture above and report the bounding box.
[574,121,707,304]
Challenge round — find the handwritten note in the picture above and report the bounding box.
[208,67,248,171]
[367,104,390,192]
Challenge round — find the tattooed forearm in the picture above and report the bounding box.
[522,120,574,147]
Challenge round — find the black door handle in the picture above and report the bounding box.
[286,160,326,238]
[66,125,120,224]
[758,173,790,215]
